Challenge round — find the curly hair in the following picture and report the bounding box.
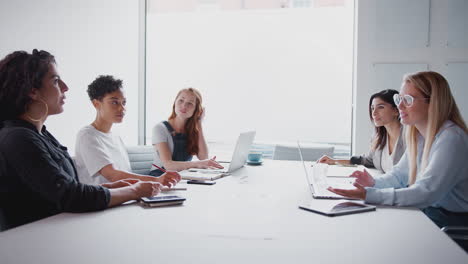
[87,75,123,101]
[0,49,55,123]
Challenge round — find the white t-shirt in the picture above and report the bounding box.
[151,121,174,171]
[74,125,131,185]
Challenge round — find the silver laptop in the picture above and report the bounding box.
[298,142,356,199]
[189,131,256,174]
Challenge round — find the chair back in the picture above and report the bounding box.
[126,145,154,175]
[273,144,334,161]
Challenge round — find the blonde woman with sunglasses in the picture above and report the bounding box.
[328,71,468,228]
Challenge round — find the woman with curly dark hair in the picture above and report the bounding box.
[74,75,180,185]
[0,50,162,230]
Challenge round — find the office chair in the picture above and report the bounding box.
[273,144,334,161]
[126,145,154,175]
[441,226,468,253]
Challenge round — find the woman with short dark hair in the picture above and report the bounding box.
[74,75,180,186]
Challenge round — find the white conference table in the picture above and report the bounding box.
[0,160,466,264]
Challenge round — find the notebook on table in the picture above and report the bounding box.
[179,131,256,181]
[299,199,375,216]
[179,170,225,181]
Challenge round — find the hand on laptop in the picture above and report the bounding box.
[317,155,336,165]
[327,182,367,200]
[195,159,224,169]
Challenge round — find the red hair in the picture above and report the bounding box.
[168,88,203,155]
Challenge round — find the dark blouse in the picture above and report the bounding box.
[0,119,110,230]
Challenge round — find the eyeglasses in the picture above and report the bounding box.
[393,94,429,107]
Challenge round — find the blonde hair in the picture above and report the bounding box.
[404,71,467,185]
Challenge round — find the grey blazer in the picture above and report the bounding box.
[351,127,406,173]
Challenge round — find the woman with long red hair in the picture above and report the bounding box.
[150,88,223,176]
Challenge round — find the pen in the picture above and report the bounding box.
[152,163,179,177]
[161,187,187,192]
[211,156,216,160]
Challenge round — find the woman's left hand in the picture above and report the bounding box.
[327,182,367,200]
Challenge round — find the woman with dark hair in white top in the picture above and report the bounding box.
[319,89,405,173]
[74,75,180,187]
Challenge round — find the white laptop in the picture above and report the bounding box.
[180,131,256,180]
[298,142,356,199]
[326,165,364,178]
[297,142,376,216]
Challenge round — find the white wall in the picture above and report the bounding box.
[146,5,354,146]
[0,0,141,153]
[353,0,468,155]
[3,0,466,156]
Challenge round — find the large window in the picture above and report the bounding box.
[145,0,354,157]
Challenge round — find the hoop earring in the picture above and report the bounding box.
[26,99,49,122]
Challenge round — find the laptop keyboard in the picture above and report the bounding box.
[315,178,354,197]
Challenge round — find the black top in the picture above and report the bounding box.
[0,119,110,230]
[163,121,193,162]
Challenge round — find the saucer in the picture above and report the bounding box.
[247,160,263,165]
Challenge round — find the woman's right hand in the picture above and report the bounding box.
[158,171,181,187]
[198,107,205,123]
[349,169,375,187]
[196,159,224,169]
[131,181,163,198]
[107,180,164,207]
[317,155,336,165]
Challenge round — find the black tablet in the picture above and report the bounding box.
[299,200,376,216]
[140,195,186,207]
